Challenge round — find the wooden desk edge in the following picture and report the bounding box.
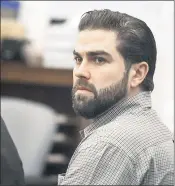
[1,63,73,87]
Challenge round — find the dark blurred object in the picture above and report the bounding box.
[25,176,57,185]
[1,38,28,63]
[0,116,25,185]
[49,18,66,25]
[1,1,20,19]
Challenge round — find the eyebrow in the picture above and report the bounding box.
[73,50,113,60]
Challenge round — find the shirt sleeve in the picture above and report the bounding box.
[60,141,137,185]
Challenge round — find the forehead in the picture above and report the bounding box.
[75,30,117,54]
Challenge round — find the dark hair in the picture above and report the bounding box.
[78,9,157,91]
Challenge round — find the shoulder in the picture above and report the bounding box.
[85,112,172,159]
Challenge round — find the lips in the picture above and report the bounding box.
[77,86,92,92]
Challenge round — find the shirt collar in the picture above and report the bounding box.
[80,91,152,139]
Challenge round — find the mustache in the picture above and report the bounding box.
[73,79,97,94]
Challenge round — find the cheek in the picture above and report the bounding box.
[73,71,77,86]
[92,65,125,89]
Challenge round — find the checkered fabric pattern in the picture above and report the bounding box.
[58,91,174,185]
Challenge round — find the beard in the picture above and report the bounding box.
[72,72,129,119]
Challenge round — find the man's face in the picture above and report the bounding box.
[72,30,129,119]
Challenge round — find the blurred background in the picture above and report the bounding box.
[1,1,174,185]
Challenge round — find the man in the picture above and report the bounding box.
[58,9,174,185]
[0,116,25,185]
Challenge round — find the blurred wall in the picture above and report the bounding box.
[17,1,174,132]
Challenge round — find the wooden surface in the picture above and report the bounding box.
[1,63,73,87]
[1,62,75,115]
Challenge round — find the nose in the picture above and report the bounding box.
[74,63,91,80]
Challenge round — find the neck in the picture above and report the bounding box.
[128,87,142,98]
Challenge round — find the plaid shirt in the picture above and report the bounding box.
[58,91,174,185]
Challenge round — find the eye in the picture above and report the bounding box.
[74,56,82,64]
[94,57,107,64]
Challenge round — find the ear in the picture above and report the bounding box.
[129,62,149,88]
